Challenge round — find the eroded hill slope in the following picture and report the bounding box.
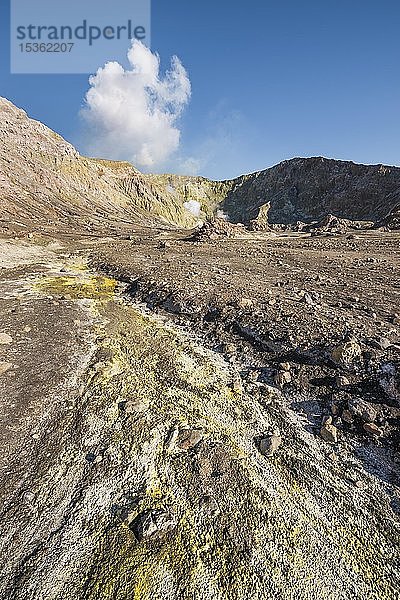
[0,98,198,235]
[222,157,400,225]
[2,98,400,236]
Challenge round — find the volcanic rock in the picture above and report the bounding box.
[259,433,282,456]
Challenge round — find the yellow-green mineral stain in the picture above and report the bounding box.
[35,274,116,300]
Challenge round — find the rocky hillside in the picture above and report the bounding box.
[378,202,400,230]
[0,98,198,236]
[127,158,400,229]
[2,98,400,236]
[222,157,400,225]
[147,173,231,220]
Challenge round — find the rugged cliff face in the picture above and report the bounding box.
[378,203,400,230]
[222,157,400,225]
[0,98,198,235]
[2,98,400,235]
[145,174,231,220]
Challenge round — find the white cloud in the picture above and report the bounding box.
[178,157,203,176]
[216,209,230,221]
[184,200,201,217]
[80,40,191,170]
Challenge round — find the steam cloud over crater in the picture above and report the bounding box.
[184,200,201,217]
[81,41,191,169]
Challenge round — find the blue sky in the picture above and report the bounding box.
[1,0,400,180]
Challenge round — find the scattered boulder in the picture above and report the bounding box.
[259,433,282,457]
[0,362,12,375]
[363,423,383,437]
[320,419,338,443]
[330,401,340,416]
[290,220,308,232]
[129,509,176,541]
[307,214,349,235]
[124,397,150,414]
[0,333,13,345]
[238,297,253,309]
[378,362,400,405]
[177,429,203,451]
[190,218,241,241]
[21,490,36,504]
[274,370,292,388]
[341,409,354,424]
[331,339,362,368]
[348,398,377,423]
[335,375,350,389]
[300,291,315,306]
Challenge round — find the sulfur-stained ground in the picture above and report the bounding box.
[0,230,399,599]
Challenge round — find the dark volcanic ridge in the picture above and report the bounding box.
[222,156,400,226]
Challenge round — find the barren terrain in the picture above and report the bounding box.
[0,98,399,599]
